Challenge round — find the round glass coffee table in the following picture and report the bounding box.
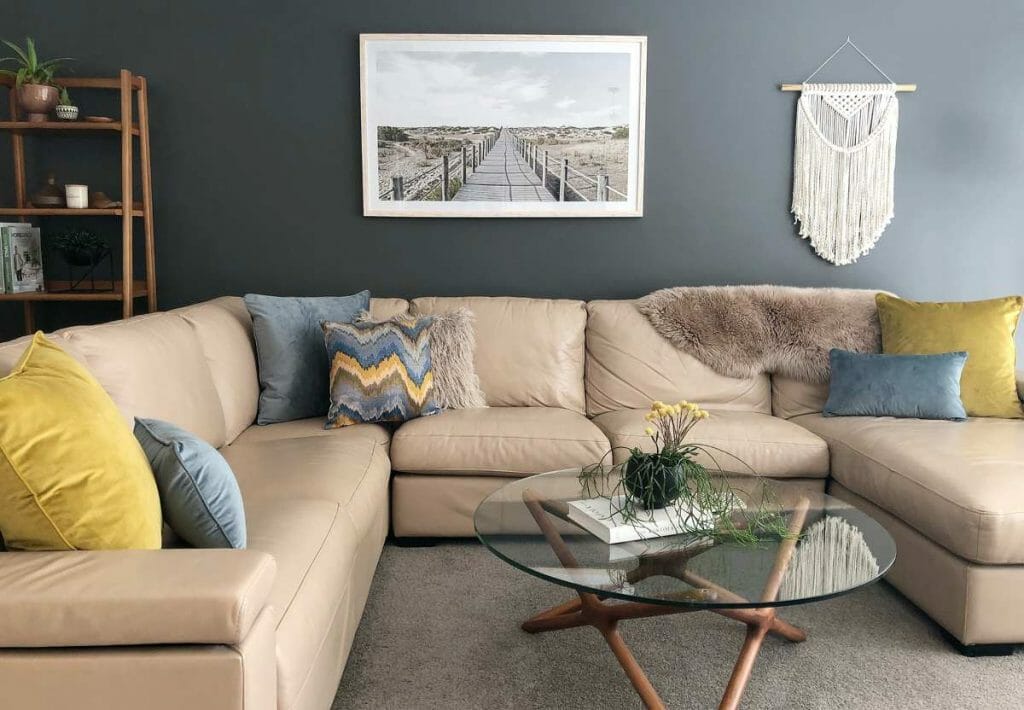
[475,468,896,710]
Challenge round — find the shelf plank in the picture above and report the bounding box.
[0,280,148,302]
[0,121,138,135]
[0,207,145,217]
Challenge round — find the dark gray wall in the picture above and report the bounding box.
[2,0,1022,346]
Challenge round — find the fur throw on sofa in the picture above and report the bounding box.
[636,285,882,384]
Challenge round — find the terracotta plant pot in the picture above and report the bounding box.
[18,84,59,122]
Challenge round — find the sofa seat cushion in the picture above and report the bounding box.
[592,409,830,478]
[230,417,390,448]
[222,433,390,542]
[390,407,610,476]
[244,498,360,710]
[795,414,1024,564]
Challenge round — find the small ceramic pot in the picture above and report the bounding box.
[623,453,687,510]
[55,104,79,121]
[17,84,59,122]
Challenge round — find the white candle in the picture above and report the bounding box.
[65,184,88,209]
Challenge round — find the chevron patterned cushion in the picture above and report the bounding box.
[322,317,441,428]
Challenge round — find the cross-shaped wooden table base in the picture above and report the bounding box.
[521,490,811,710]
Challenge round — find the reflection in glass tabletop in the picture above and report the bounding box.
[475,468,896,610]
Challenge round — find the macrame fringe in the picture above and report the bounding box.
[792,83,898,265]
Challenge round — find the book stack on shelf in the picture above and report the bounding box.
[0,222,44,295]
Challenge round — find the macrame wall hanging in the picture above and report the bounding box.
[782,38,917,265]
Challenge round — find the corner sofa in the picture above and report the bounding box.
[0,294,1021,710]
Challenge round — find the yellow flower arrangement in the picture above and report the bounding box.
[643,400,710,454]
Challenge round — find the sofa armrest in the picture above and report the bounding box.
[0,549,275,648]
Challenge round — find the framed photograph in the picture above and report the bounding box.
[360,34,647,218]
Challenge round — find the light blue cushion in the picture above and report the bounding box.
[823,349,969,421]
[134,418,246,549]
[244,291,370,424]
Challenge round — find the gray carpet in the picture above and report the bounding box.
[333,542,1023,709]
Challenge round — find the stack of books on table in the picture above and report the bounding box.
[566,495,715,544]
[0,222,45,294]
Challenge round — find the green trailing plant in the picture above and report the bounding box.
[579,400,797,546]
[0,37,72,87]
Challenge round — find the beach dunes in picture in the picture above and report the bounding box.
[368,45,636,206]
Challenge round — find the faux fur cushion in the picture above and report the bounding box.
[357,308,486,409]
[637,285,882,384]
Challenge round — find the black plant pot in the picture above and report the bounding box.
[623,453,686,510]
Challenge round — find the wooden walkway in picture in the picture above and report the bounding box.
[452,129,555,202]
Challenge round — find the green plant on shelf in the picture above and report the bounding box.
[58,85,73,106]
[0,37,72,87]
[51,228,109,266]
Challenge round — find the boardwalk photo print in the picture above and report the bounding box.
[361,35,647,217]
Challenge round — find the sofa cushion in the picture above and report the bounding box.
[795,413,1024,564]
[63,313,228,448]
[174,297,260,445]
[772,376,829,419]
[592,408,830,478]
[230,417,390,447]
[244,499,359,710]
[585,300,771,417]
[410,296,587,413]
[390,407,610,476]
[222,433,390,542]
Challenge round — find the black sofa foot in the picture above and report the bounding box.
[943,631,1016,657]
[391,537,440,548]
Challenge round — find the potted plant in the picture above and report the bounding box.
[0,38,72,122]
[51,228,108,266]
[580,400,795,544]
[55,86,79,121]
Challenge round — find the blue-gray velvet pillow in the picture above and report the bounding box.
[823,349,969,421]
[134,418,246,549]
[244,291,370,424]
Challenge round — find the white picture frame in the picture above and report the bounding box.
[360,34,647,218]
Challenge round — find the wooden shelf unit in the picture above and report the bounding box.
[1,69,156,333]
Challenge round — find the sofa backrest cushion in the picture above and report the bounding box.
[63,313,228,448]
[174,297,260,445]
[771,376,830,419]
[410,296,587,413]
[0,332,85,376]
[370,297,410,321]
[585,300,771,417]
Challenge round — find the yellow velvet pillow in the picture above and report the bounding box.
[0,333,162,550]
[876,294,1024,418]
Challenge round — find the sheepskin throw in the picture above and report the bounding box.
[792,84,899,265]
[636,285,882,384]
[426,308,488,409]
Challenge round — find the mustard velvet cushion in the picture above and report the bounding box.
[876,294,1024,418]
[0,333,162,550]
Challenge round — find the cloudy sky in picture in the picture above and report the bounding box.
[373,50,631,127]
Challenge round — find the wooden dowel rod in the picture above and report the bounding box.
[780,83,917,92]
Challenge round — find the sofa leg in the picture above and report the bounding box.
[391,536,440,548]
[943,631,1016,657]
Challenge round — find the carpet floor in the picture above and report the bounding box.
[333,541,1022,709]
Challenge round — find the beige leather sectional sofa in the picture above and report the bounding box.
[0,294,1022,710]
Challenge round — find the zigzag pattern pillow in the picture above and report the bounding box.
[322,318,440,428]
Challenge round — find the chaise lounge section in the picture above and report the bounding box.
[0,292,1022,709]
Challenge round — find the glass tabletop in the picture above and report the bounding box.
[474,468,896,610]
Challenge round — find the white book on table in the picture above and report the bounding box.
[566,495,715,545]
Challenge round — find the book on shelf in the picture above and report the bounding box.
[0,224,45,294]
[566,495,715,545]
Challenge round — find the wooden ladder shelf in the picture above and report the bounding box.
[0,69,156,333]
